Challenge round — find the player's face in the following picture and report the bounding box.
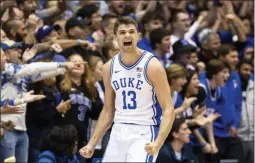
[171,77,187,92]
[215,70,225,86]
[175,122,191,144]
[187,73,199,95]
[1,49,7,71]
[69,55,85,77]
[93,60,104,81]
[115,24,139,52]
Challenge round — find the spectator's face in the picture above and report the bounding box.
[171,77,187,92]
[41,30,59,42]
[224,51,239,70]
[69,55,85,77]
[179,52,191,66]
[54,21,68,39]
[109,1,124,15]
[1,29,9,42]
[215,70,225,86]
[115,24,139,53]
[187,73,199,95]
[92,60,104,81]
[23,0,37,14]
[12,7,25,22]
[105,18,117,36]
[190,52,198,67]
[174,122,191,144]
[175,13,190,33]
[239,63,253,81]
[108,40,120,58]
[159,36,171,53]
[205,34,221,55]
[146,20,163,33]
[6,48,22,64]
[243,47,254,62]
[222,68,230,83]
[69,26,87,39]
[1,49,7,71]
[15,20,27,38]
[242,19,251,35]
[91,10,102,31]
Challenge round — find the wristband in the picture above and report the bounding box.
[77,39,81,45]
[57,63,63,68]
[21,98,25,104]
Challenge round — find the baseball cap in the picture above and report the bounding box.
[65,16,91,33]
[171,39,196,60]
[1,40,23,51]
[36,25,60,43]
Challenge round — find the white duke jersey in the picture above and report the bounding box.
[110,51,162,126]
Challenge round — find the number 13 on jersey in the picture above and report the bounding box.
[122,90,137,110]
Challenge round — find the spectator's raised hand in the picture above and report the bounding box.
[207,113,221,123]
[80,144,95,158]
[80,40,96,51]
[23,90,46,103]
[182,97,197,110]
[1,100,24,114]
[22,46,38,63]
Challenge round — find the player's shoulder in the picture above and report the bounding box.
[102,58,113,73]
[146,56,164,73]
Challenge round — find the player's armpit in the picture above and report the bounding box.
[146,58,173,111]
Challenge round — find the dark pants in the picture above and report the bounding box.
[240,140,254,163]
[207,136,243,163]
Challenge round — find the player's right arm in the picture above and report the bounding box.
[79,59,115,158]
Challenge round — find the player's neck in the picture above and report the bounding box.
[170,141,184,153]
[120,48,142,66]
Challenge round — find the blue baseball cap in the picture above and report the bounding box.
[35,25,60,43]
[171,39,197,60]
[1,40,23,51]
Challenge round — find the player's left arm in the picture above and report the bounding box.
[145,57,175,155]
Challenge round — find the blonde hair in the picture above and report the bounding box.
[60,54,97,101]
[165,64,188,83]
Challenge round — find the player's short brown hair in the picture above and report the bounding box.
[113,16,138,35]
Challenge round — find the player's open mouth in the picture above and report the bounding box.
[124,41,132,46]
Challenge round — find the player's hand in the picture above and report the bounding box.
[79,144,95,158]
[144,141,161,156]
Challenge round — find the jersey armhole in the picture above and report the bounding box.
[110,56,116,80]
[143,55,155,86]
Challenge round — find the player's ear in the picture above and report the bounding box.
[138,32,142,41]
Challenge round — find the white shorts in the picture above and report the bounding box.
[102,123,159,162]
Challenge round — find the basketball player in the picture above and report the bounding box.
[80,16,175,162]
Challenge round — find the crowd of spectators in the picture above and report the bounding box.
[0,0,253,163]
